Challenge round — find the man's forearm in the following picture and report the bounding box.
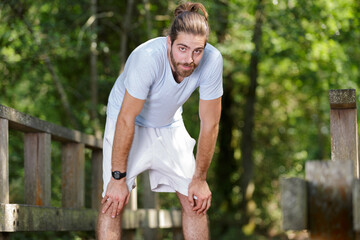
[194,122,219,180]
[111,117,135,172]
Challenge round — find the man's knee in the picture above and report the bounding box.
[176,192,204,217]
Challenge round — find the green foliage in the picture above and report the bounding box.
[1,0,360,239]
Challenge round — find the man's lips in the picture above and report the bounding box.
[180,64,194,70]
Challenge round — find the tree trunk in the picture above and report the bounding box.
[214,73,238,235]
[90,0,102,137]
[239,0,264,225]
[43,56,80,129]
[143,0,152,39]
[119,0,135,72]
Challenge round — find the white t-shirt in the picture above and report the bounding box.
[106,37,223,128]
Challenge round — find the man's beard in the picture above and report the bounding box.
[170,49,198,79]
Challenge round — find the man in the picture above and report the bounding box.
[97,2,223,239]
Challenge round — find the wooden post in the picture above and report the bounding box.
[0,119,9,240]
[280,89,360,239]
[329,89,360,239]
[353,179,360,231]
[61,143,85,208]
[0,233,9,240]
[280,177,307,230]
[142,171,160,240]
[329,89,359,177]
[0,119,9,204]
[123,179,138,239]
[91,149,103,210]
[306,160,354,239]
[303,89,359,239]
[24,133,51,206]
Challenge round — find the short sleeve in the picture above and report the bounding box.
[199,51,223,100]
[123,50,158,100]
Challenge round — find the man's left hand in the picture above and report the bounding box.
[188,178,212,215]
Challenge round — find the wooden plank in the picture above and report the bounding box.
[0,204,182,232]
[125,209,182,229]
[306,160,354,240]
[61,143,85,208]
[0,120,10,240]
[330,108,359,176]
[280,177,307,231]
[0,104,102,149]
[0,119,9,204]
[0,204,97,231]
[142,171,160,239]
[0,233,9,240]
[353,179,360,231]
[91,149,103,210]
[128,179,138,211]
[172,228,183,240]
[329,89,359,177]
[124,178,138,239]
[24,133,51,206]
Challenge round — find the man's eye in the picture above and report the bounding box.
[179,47,186,51]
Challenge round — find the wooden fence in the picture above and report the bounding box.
[0,104,182,239]
[281,89,360,239]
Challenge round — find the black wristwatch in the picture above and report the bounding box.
[112,171,127,180]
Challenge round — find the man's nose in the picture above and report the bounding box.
[186,53,194,63]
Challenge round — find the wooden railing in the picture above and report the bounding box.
[0,104,182,239]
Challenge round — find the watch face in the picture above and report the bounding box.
[112,171,126,180]
[114,171,121,179]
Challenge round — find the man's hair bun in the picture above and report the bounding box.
[174,2,208,21]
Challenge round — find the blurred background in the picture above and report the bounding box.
[1,0,359,239]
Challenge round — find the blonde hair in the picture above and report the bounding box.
[169,2,209,44]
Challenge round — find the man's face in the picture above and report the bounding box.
[167,32,206,82]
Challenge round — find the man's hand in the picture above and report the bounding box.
[188,178,212,215]
[101,178,130,218]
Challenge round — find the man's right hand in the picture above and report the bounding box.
[101,178,130,218]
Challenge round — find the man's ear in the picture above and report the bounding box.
[166,36,172,48]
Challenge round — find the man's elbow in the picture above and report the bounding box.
[201,120,220,133]
[117,112,136,128]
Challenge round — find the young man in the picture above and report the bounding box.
[97,2,223,239]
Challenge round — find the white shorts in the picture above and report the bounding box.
[102,117,196,197]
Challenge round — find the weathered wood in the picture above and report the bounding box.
[0,119,9,240]
[24,133,51,206]
[91,149,103,210]
[353,179,360,231]
[124,178,138,239]
[280,177,307,231]
[330,107,359,177]
[329,89,359,176]
[128,181,138,211]
[306,160,354,240]
[329,89,356,109]
[61,143,85,208]
[0,233,9,240]
[0,104,102,149]
[0,204,182,232]
[0,204,96,231]
[0,119,9,204]
[125,209,182,229]
[142,171,160,239]
[172,228,184,240]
